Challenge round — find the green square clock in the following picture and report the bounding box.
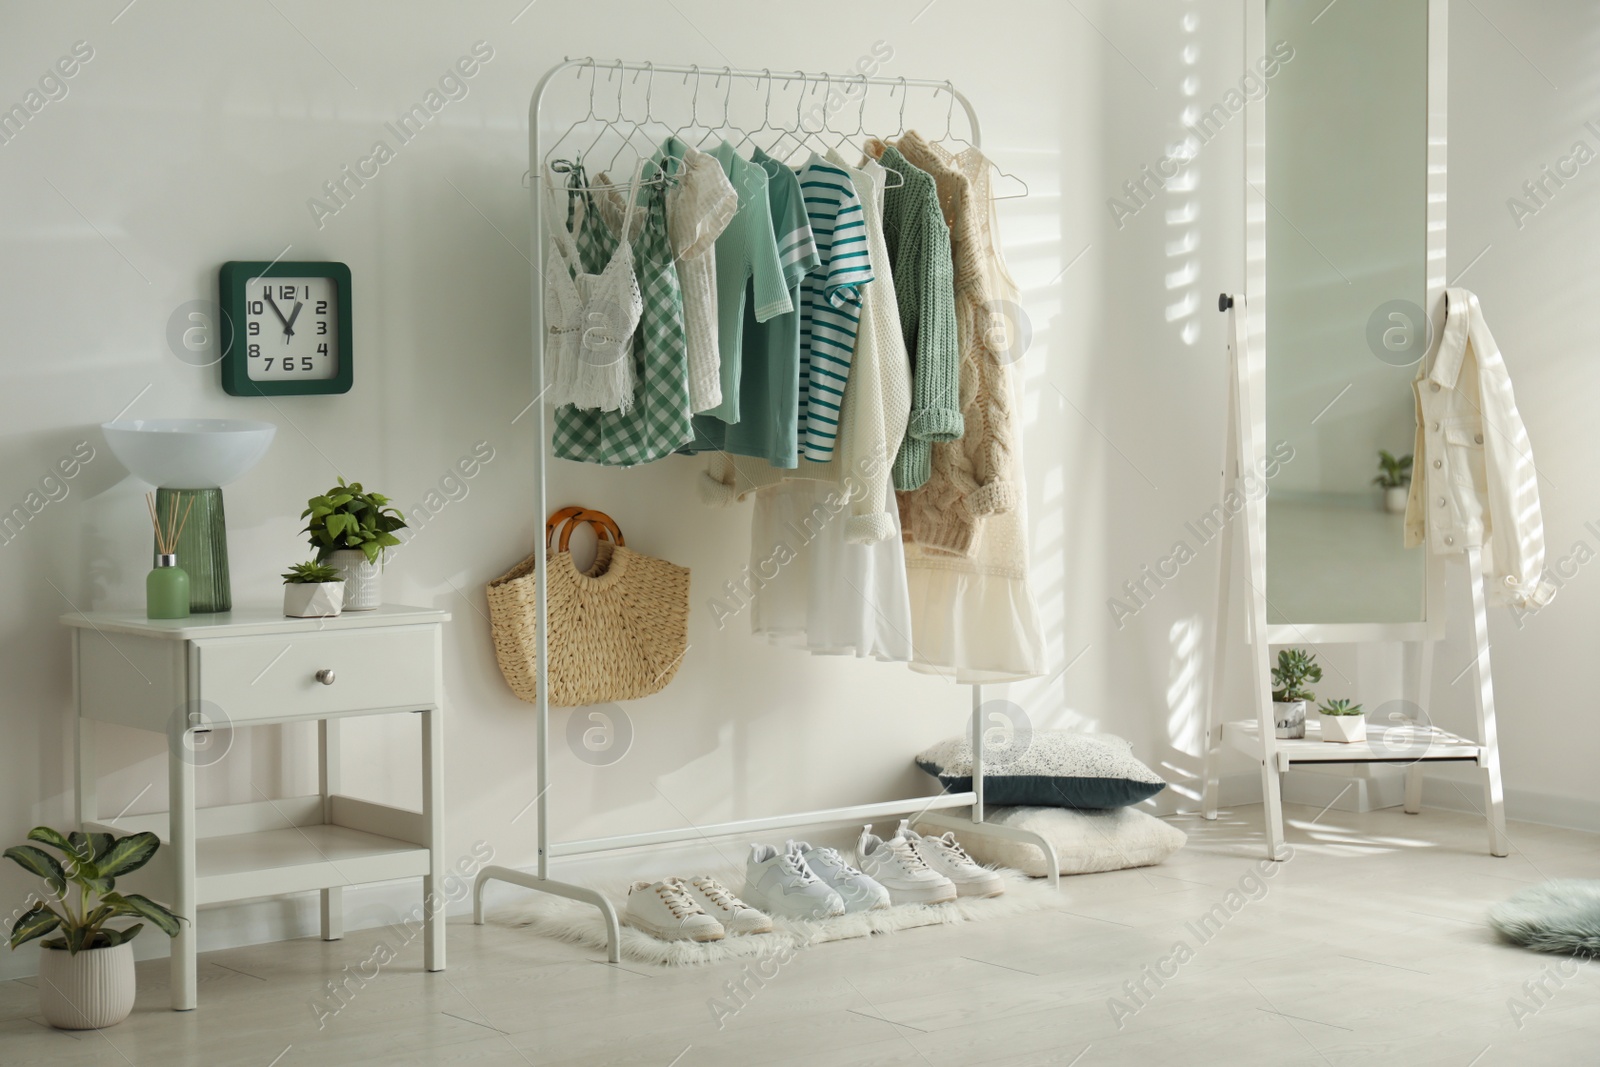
[219,261,353,396]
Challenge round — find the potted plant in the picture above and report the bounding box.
[1374,450,1413,514]
[302,478,407,610]
[1270,648,1321,740]
[282,560,345,618]
[5,827,182,1029]
[1317,698,1367,744]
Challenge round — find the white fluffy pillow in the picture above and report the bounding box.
[923,806,1186,877]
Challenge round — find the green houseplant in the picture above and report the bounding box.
[282,560,345,618]
[302,478,406,611]
[1317,698,1367,744]
[1270,648,1322,740]
[1374,450,1413,514]
[6,827,183,1029]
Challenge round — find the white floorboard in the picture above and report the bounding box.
[4,803,1599,1065]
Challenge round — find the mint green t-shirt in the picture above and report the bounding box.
[693,147,819,467]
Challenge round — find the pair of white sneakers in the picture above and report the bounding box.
[624,876,774,942]
[856,820,1006,904]
[744,840,892,920]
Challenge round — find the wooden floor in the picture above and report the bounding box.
[5,803,1599,1066]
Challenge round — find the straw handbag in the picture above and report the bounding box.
[487,507,691,707]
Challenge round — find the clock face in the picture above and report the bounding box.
[244,277,339,380]
[219,261,353,396]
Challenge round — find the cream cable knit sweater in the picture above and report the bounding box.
[698,156,912,544]
[891,132,1018,557]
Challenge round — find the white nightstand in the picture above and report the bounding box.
[61,604,451,1011]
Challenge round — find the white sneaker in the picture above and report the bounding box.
[902,822,1005,898]
[795,842,890,913]
[624,880,725,942]
[744,842,845,920]
[673,876,774,935]
[857,824,957,905]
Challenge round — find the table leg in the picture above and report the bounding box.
[72,631,97,829]
[421,707,445,972]
[169,726,197,1011]
[318,718,343,941]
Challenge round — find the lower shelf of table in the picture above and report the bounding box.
[1222,718,1484,767]
[86,795,431,907]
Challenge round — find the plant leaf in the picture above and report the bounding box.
[4,845,66,894]
[97,923,143,947]
[8,903,62,950]
[96,832,160,879]
[103,893,183,938]
[26,827,76,858]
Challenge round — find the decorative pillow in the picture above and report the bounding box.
[915,731,1166,809]
[921,806,1186,877]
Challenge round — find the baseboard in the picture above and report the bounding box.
[1417,776,1600,835]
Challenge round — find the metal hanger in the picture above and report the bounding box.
[931,80,1028,200]
[542,58,601,168]
[672,65,705,144]
[696,66,734,151]
[733,68,775,155]
[577,60,626,171]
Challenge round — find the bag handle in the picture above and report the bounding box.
[545,507,625,553]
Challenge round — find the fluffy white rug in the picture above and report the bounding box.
[1489,880,1600,955]
[491,867,1068,967]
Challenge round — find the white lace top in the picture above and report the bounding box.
[543,163,644,413]
[665,146,738,413]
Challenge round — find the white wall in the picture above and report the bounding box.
[1,0,1593,979]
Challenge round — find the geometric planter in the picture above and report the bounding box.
[283,581,345,618]
[327,549,381,610]
[1319,713,1368,744]
[38,942,136,1029]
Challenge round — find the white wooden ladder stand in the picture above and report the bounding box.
[1200,293,1508,861]
[472,59,1059,961]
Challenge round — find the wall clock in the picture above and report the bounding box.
[219,260,352,396]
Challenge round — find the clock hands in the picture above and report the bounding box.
[264,292,290,335]
[284,301,304,343]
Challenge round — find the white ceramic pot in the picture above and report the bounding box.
[1273,700,1307,740]
[1383,486,1408,514]
[283,581,345,618]
[327,549,381,610]
[1320,713,1368,744]
[38,942,136,1030]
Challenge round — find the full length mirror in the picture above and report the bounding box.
[1263,0,1430,625]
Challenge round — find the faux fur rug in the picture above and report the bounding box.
[492,867,1067,967]
[1489,880,1600,955]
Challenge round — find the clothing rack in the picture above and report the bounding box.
[473,58,1058,962]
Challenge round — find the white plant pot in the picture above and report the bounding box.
[38,942,136,1030]
[283,581,345,618]
[1320,713,1368,744]
[1383,486,1408,514]
[328,549,381,610]
[1273,700,1307,740]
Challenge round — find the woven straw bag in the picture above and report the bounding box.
[487,508,690,707]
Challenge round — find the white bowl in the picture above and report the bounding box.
[101,418,276,488]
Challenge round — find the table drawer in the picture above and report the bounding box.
[194,626,437,723]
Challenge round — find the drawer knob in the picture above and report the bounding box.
[315,669,337,686]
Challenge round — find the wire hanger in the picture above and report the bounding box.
[696,66,734,152]
[543,58,601,168]
[732,68,776,156]
[576,60,627,169]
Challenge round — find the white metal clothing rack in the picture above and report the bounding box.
[473,58,1058,961]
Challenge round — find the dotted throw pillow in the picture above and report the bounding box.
[915,731,1166,809]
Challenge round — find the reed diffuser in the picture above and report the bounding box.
[146,491,194,619]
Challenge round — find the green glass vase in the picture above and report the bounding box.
[154,488,230,613]
[146,555,190,619]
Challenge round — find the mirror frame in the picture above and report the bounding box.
[1246,0,1449,644]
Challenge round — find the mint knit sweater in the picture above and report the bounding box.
[870,144,963,490]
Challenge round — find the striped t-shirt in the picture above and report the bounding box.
[796,155,874,461]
